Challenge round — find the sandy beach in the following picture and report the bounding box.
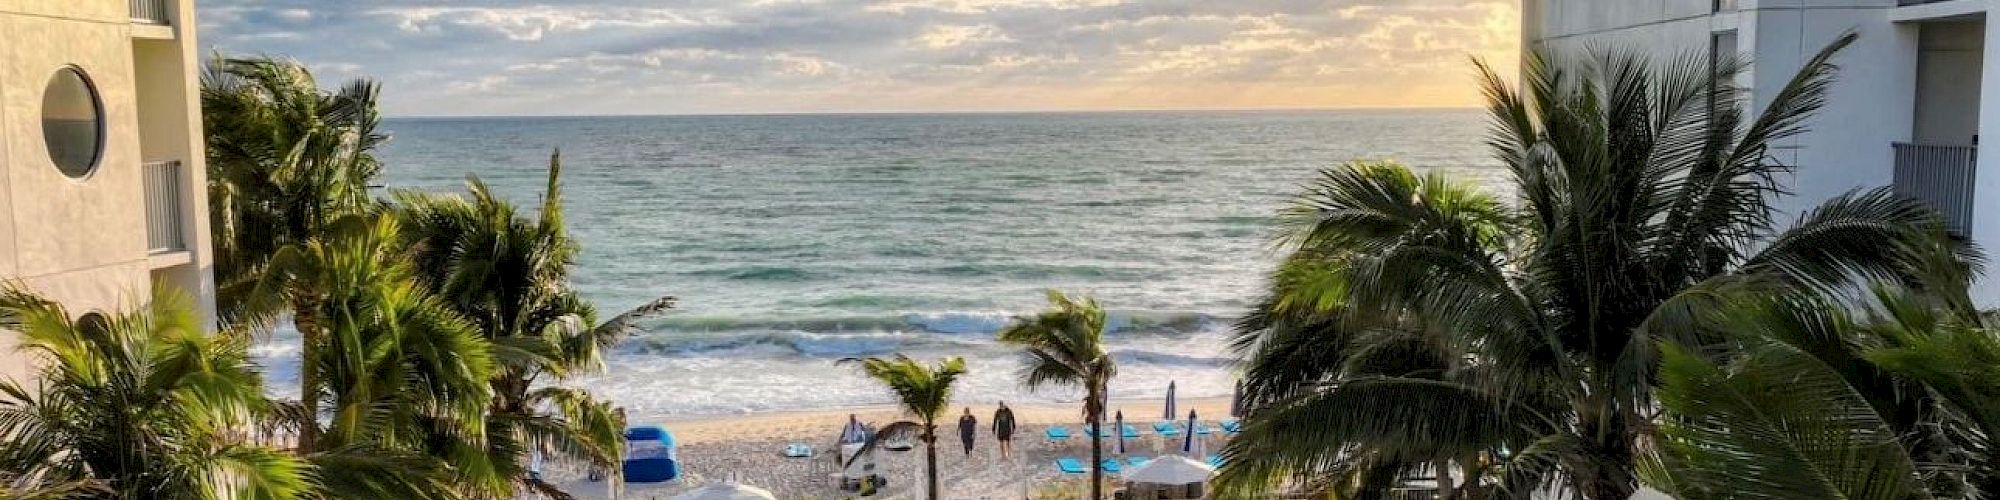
[548,397,1236,499]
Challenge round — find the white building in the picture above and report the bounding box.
[1523,0,1999,302]
[0,0,214,383]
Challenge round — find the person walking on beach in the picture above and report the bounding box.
[958,408,978,455]
[992,402,1017,459]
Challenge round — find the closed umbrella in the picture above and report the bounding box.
[1229,381,1243,417]
[1164,381,1177,421]
[1181,410,1199,456]
[1115,410,1127,455]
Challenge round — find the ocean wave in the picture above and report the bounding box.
[638,310,1222,336]
[623,331,981,357]
[915,263,1157,280]
[683,265,822,281]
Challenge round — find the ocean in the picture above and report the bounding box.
[249,109,1501,417]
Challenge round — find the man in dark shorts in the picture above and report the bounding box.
[992,402,1018,459]
[958,408,978,455]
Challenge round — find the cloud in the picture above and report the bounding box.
[914,24,1013,49]
[198,0,1519,115]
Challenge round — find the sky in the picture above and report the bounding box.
[198,1,1519,117]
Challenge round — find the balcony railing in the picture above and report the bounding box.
[143,160,187,254]
[130,0,170,25]
[1899,0,1959,5]
[1892,143,1978,236]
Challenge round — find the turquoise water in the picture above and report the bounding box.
[254,110,1500,416]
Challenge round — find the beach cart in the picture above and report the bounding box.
[623,426,681,483]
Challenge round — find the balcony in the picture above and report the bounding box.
[1892,143,1978,236]
[129,0,170,25]
[143,160,188,255]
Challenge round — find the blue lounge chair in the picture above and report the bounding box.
[1152,421,1181,437]
[1046,426,1073,443]
[1127,455,1152,467]
[1101,459,1123,473]
[1084,424,1142,439]
[1207,454,1225,468]
[1220,419,1242,433]
[1191,422,1214,436]
[1056,457,1088,474]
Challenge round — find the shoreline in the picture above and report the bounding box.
[551,397,1239,498]
[647,396,1235,445]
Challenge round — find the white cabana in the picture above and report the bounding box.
[1122,455,1215,499]
[671,483,778,500]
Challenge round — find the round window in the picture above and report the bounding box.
[41,67,105,178]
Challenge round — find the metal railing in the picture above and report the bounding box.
[1892,143,1978,236]
[129,0,170,25]
[143,160,187,254]
[1899,0,1959,5]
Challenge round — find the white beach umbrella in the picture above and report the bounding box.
[1124,455,1215,485]
[672,483,778,500]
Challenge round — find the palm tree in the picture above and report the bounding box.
[1218,33,1970,499]
[840,355,968,500]
[203,55,387,451]
[390,151,673,495]
[234,214,505,499]
[0,285,310,499]
[1647,283,1997,499]
[997,291,1116,500]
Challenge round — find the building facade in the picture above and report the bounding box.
[1523,0,1999,303]
[0,0,214,383]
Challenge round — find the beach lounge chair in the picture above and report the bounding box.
[1126,455,1151,467]
[1220,419,1242,434]
[1191,422,1214,436]
[1084,424,1141,439]
[1057,457,1089,474]
[1207,454,1225,468]
[783,443,813,458]
[1045,425,1073,444]
[1101,459,1123,474]
[1152,421,1181,437]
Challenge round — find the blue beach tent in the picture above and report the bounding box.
[624,426,681,483]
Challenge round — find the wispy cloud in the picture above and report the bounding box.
[199,0,1518,116]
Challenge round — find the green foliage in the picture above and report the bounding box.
[0,286,310,499]
[842,355,967,500]
[1647,286,2000,499]
[202,55,385,326]
[1220,33,1974,500]
[390,151,672,493]
[998,291,1116,500]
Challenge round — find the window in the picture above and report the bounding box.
[1714,0,1738,12]
[41,67,105,179]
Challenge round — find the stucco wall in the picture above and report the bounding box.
[0,0,213,383]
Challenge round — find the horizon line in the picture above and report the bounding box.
[383,104,1484,120]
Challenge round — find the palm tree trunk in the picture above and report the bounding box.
[1433,458,1454,500]
[924,426,940,500]
[292,299,321,451]
[1087,388,1104,500]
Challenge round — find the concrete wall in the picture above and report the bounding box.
[0,0,212,384]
